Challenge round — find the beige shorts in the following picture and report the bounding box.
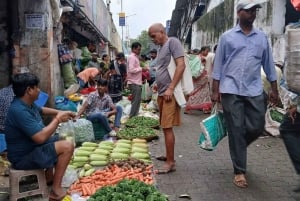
[157,96,181,128]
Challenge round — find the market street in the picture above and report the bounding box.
[150,110,299,201]
[0,109,299,201]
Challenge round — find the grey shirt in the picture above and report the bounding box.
[156,37,184,96]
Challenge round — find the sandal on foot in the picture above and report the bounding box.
[156,165,176,174]
[233,175,248,188]
[155,156,167,161]
[49,191,66,201]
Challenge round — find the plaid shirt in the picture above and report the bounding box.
[0,85,15,132]
[85,92,114,116]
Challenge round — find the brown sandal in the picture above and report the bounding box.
[233,174,248,188]
[156,165,176,174]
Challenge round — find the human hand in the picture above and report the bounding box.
[211,91,220,103]
[56,111,76,123]
[269,90,279,106]
[164,88,173,101]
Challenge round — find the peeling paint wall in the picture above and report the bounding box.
[0,0,9,88]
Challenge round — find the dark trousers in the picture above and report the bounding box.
[221,93,266,174]
[280,111,300,175]
[128,84,142,118]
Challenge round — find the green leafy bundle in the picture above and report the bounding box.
[87,179,167,201]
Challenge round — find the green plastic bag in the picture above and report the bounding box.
[198,104,227,151]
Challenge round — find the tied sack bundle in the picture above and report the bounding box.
[285,25,300,93]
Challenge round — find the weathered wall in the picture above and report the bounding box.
[14,0,62,105]
[192,0,286,50]
[0,0,9,88]
[191,0,234,49]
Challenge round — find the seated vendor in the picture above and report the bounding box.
[76,79,122,136]
[5,73,76,201]
[77,67,101,89]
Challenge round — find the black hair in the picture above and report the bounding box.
[150,49,157,54]
[200,46,210,52]
[131,42,141,49]
[102,54,108,60]
[12,73,40,97]
[116,52,125,59]
[97,78,108,86]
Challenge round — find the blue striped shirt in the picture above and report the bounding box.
[212,25,277,96]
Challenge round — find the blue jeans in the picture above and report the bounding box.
[87,112,112,133]
[280,112,300,175]
[77,77,86,89]
[114,105,123,128]
[87,105,123,132]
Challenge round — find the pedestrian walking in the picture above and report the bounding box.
[148,23,186,173]
[280,95,300,193]
[211,0,279,188]
[127,42,143,118]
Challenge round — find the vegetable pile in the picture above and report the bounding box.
[87,179,168,201]
[117,127,158,140]
[68,159,154,197]
[125,116,159,128]
[70,139,151,169]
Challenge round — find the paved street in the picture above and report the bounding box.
[0,110,299,201]
[151,110,299,201]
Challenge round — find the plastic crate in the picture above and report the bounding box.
[91,122,106,140]
[0,134,7,153]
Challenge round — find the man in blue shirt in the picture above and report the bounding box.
[211,0,279,188]
[5,73,75,200]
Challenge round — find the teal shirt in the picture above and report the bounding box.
[5,98,44,163]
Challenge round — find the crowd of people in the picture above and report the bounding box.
[0,0,299,199]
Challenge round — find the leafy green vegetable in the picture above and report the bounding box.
[125,116,159,128]
[270,109,284,123]
[87,179,167,201]
[117,127,158,140]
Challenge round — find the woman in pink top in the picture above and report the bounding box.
[77,67,101,88]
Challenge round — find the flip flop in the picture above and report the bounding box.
[156,165,176,174]
[155,156,167,161]
[49,191,66,201]
[233,175,248,188]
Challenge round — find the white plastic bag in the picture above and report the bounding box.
[265,107,285,136]
[61,166,78,187]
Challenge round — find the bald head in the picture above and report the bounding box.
[148,23,165,33]
[148,23,168,46]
